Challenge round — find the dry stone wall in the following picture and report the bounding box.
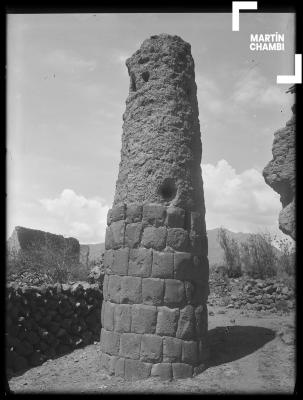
[6,282,102,377]
[100,34,209,380]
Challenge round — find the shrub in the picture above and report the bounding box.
[240,232,277,279]
[217,227,242,278]
[275,236,295,277]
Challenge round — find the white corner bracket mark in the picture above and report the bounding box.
[232,1,258,31]
[277,54,302,84]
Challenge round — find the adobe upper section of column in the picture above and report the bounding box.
[114,33,205,215]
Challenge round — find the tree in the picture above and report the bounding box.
[217,227,242,278]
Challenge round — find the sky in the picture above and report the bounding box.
[7,13,295,244]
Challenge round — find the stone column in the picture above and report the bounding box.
[100,34,209,380]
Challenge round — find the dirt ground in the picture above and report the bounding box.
[7,306,296,394]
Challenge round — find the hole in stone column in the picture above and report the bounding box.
[158,178,177,202]
[141,71,150,82]
[130,72,136,92]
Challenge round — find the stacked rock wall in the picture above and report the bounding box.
[100,34,209,380]
[6,282,102,377]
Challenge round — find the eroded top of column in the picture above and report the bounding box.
[113,33,205,214]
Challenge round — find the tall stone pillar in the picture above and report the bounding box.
[100,34,209,380]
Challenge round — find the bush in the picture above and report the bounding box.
[275,236,295,277]
[240,232,277,279]
[217,227,242,278]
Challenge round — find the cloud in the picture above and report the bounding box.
[231,67,294,107]
[44,49,97,73]
[40,189,109,243]
[202,159,282,233]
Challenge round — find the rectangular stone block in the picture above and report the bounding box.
[111,220,125,249]
[164,279,185,307]
[103,274,109,300]
[172,363,193,379]
[104,249,114,270]
[131,304,157,334]
[156,306,179,337]
[126,203,143,223]
[142,278,164,306]
[165,206,185,228]
[182,340,198,364]
[167,228,189,252]
[103,301,115,331]
[125,222,143,248]
[142,204,167,227]
[174,252,193,280]
[107,275,122,303]
[119,333,142,359]
[151,363,172,380]
[176,305,196,340]
[142,226,167,250]
[124,359,152,380]
[114,357,125,378]
[111,204,125,222]
[163,336,182,362]
[109,248,129,275]
[152,250,174,278]
[114,304,132,333]
[128,248,152,277]
[100,328,121,356]
[140,334,163,362]
[120,276,142,304]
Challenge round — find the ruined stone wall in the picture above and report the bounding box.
[7,226,80,264]
[100,34,209,380]
[263,100,296,240]
[6,282,102,377]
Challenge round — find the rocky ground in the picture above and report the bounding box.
[7,307,295,394]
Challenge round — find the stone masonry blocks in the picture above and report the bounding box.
[128,248,152,277]
[164,279,185,307]
[142,204,167,227]
[163,336,182,362]
[119,333,142,360]
[100,34,209,380]
[142,278,164,306]
[152,250,174,278]
[165,206,185,228]
[167,228,189,252]
[140,334,163,362]
[120,276,142,304]
[156,307,179,337]
[100,328,120,356]
[114,304,132,333]
[142,226,167,250]
[131,304,157,334]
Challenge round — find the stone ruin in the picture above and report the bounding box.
[263,86,296,240]
[100,34,209,380]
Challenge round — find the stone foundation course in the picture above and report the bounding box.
[5,282,102,377]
